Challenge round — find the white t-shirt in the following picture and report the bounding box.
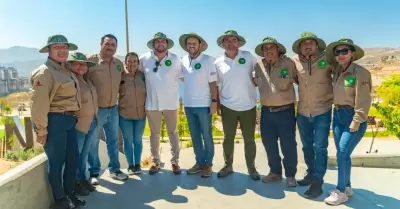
[182,53,217,107]
[215,50,258,111]
[139,51,183,111]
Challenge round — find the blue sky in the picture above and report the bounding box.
[1,0,399,57]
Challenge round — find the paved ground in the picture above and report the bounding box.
[82,141,400,209]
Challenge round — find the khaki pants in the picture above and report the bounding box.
[146,110,180,164]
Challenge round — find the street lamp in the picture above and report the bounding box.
[125,0,130,53]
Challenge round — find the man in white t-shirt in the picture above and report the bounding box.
[214,30,260,180]
[179,33,217,178]
[139,32,183,175]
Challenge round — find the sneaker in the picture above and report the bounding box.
[304,180,323,199]
[68,194,86,208]
[109,170,128,181]
[172,163,182,175]
[187,164,203,175]
[248,168,260,181]
[133,164,142,174]
[81,179,96,192]
[52,197,75,209]
[286,177,297,187]
[324,190,349,206]
[74,182,89,196]
[127,165,135,175]
[149,163,161,174]
[262,173,282,183]
[329,187,353,197]
[217,165,233,178]
[297,173,313,186]
[89,173,99,186]
[201,165,212,178]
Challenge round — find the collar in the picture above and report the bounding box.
[45,58,66,71]
[343,62,356,75]
[98,53,116,64]
[189,52,204,62]
[223,50,242,61]
[262,57,281,67]
[299,51,324,63]
[151,51,169,62]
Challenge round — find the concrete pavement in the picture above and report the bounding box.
[81,142,400,209]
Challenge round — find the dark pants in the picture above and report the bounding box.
[221,105,256,170]
[260,104,297,177]
[297,109,332,182]
[44,113,78,200]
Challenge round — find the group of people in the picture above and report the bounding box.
[29,30,372,209]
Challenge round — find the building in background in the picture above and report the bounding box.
[0,66,30,96]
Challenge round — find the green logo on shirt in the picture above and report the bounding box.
[194,63,201,70]
[344,76,356,87]
[238,58,246,64]
[280,68,288,78]
[318,60,327,69]
[117,65,122,72]
[165,60,172,66]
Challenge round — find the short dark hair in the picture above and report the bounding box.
[124,52,139,63]
[101,34,118,45]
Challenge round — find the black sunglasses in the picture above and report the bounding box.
[153,61,161,72]
[334,48,351,56]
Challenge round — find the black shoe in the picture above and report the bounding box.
[304,180,323,199]
[74,182,90,196]
[133,164,142,174]
[297,173,314,186]
[127,165,135,175]
[81,179,96,192]
[68,194,86,208]
[52,197,75,209]
[110,169,129,180]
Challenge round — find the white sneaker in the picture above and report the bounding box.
[90,177,99,186]
[325,190,349,206]
[329,187,353,197]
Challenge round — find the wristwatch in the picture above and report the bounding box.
[211,99,218,103]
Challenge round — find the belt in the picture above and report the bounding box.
[264,103,294,113]
[49,111,76,116]
[334,105,353,110]
[100,105,117,109]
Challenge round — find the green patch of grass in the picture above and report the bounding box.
[6,147,44,162]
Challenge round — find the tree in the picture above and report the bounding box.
[373,75,400,139]
[160,115,167,140]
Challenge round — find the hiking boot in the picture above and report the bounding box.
[52,197,75,209]
[109,170,128,181]
[324,190,349,206]
[89,173,99,186]
[304,180,323,199]
[149,163,161,174]
[248,168,260,181]
[217,165,233,178]
[172,164,182,175]
[133,164,142,174]
[262,173,282,183]
[74,182,89,196]
[297,173,313,186]
[286,177,297,187]
[187,164,203,175]
[201,165,212,178]
[68,194,86,208]
[80,179,96,192]
[329,187,353,197]
[127,165,135,175]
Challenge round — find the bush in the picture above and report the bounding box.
[6,147,44,162]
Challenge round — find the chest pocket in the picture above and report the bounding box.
[54,70,78,97]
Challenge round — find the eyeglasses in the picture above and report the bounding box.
[153,61,160,72]
[334,48,351,56]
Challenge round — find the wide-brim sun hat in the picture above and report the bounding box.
[39,34,78,53]
[292,32,326,54]
[255,37,286,56]
[147,32,174,50]
[67,52,96,68]
[217,30,246,48]
[179,32,208,52]
[326,38,365,61]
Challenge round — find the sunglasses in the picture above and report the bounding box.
[153,61,161,72]
[334,48,352,56]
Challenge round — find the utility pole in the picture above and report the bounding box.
[125,0,130,53]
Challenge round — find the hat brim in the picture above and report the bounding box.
[39,42,78,53]
[147,38,174,50]
[217,34,246,48]
[67,60,97,68]
[179,34,208,52]
[255,42,287,57]
[292,37,326,54]
[325,42,365,61]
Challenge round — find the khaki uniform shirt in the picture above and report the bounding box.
[75,77,98,133]
[118,70,146,119]
[292,53,334,117]
[86,54,123,108]
[29,59,81,136]
[333,63,372,123]
[254,57,297,107]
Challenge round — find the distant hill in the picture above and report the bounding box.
[357,47,400,65]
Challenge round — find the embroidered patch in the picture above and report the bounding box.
[165,60,172,66]
[344,76,356,87]
[318,60,327,69]
[34,81,42,86]
[238,58,246,64]
[117,65,122,72]
[280,68,288,78]
[194,63,201,70]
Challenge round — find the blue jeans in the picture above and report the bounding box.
[88,105,121,174]
[76,119,98,181]
[44,113,77,200]
[184,107,214,166]
[297,109,332,181]
[260,105,297,177]
[333,108,367,192]
[119,115,146,166]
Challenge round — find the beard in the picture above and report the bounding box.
[155,47,167,53]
